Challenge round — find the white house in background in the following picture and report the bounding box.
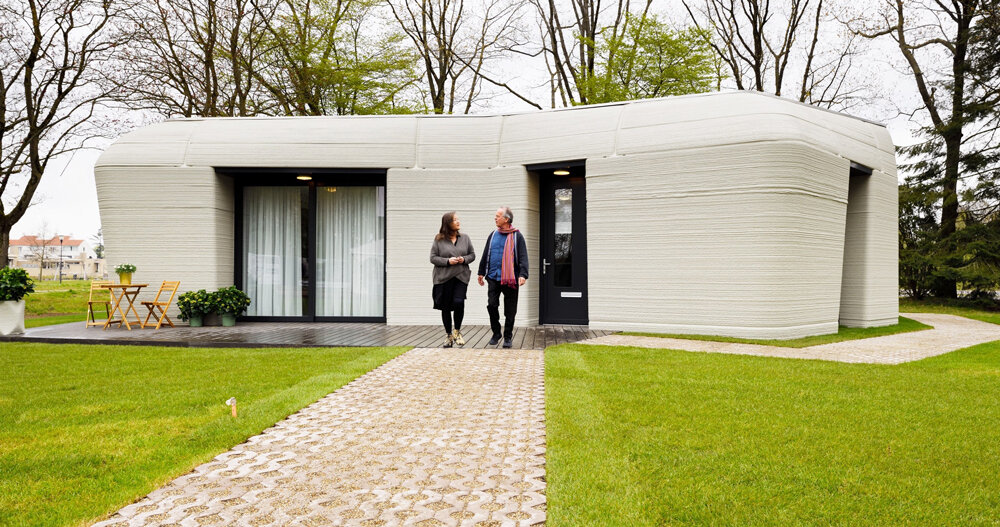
[8,235,106,280]
[93,91,898,339]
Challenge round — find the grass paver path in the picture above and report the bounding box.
[93,348,546,527]
[579,313,1000,363]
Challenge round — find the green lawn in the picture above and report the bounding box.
[25,288,89,317]
[546,332,1000,524]
[622,316,931,348]
[25,279,92,320]
[0,343,408,527]
[21,279,98,328]
[31,279,92,292]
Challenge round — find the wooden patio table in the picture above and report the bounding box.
[102,283,148,330]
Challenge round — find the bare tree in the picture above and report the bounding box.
[388,0,538,113]
[531,0,654,106]
[0,0,124,268]
[240,0,423,116]
[26,223,52,280]
[531,0,681,107]
[113,0,272,117]
[850,0,992,297]
[91,227,104,259]
[682,0,865,109]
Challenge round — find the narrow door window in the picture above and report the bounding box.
[554,188,573,287]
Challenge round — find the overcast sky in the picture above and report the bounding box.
[14,148,103,241]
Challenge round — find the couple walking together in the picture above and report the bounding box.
[430,207,528,349]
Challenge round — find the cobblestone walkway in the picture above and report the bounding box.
[576,313,1000,364]
[94,348,546,527]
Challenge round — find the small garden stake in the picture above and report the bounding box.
[226,397,237,418]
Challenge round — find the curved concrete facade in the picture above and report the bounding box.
[95,91,898,339]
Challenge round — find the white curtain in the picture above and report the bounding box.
[243,187,303,316]
[316,186,385,316]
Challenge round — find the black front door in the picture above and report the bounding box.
[540,174,588,324]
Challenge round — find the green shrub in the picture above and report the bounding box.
[0,267,35,302]
[176,289,217,321]
[214,286,251,316]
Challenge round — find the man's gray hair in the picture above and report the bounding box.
[500,206,513,224]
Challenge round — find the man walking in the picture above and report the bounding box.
[477,206,528,348]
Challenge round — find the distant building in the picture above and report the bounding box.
[8,235,106,280]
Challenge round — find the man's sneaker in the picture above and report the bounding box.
[442,334,455,348]
[452,329,465,346]
[488,335,501,346]
[503,338,513,349]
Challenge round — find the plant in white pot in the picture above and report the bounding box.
[214,286,251,327]
[0,267,35,335]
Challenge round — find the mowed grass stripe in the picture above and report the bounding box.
[546,340,1000,525]
[0,343,408,527]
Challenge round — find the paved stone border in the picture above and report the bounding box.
[93,348,546,527]
[575,313,1000,364]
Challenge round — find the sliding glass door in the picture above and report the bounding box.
[316,186,385,317]
[236,171,386,321]
[242,187,307,317]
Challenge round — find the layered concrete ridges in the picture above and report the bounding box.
[96,91,893,173]
[94,91,898,338]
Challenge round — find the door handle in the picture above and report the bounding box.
[542,258,551,275]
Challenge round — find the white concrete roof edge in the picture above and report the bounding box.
[141,90,887,127]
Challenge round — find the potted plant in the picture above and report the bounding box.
[214,286,251,327]
[114,263,136,285]
[0,267,35,335]
[176,289,217,327]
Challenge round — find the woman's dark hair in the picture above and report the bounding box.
[436,211,459,241]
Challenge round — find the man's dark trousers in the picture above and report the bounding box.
[487,278,518,340]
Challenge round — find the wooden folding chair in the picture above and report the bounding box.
[141,281,180,329]
[86,280,113,327]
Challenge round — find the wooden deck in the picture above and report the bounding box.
[2,322,614,350]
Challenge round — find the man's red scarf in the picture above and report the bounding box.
[498,226,520,288]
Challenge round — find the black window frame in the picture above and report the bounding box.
[222,167,388,323]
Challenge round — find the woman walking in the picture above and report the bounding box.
[430,212,476,347]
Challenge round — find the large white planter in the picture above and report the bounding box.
[0,300,26,335]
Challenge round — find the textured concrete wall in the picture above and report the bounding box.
[839,169,899,327]
[94,92,898,337]
[385,167,539,326]
[94,166,234,312]
[586,142,850,339]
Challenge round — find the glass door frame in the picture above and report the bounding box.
[224,167,388,323]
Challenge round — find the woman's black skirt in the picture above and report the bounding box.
[432,276,468,311]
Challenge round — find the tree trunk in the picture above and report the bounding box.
[935,4,972,300]
[0,228,8,269]
[933,133,962,299]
